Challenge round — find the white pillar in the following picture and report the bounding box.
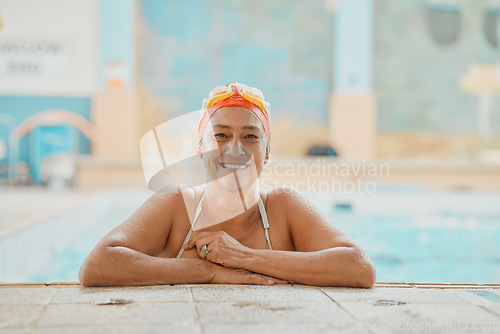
[92,0,139,158]
[330,0,376,159]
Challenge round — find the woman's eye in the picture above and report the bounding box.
[215,133,228,138]
[246,134,258,139]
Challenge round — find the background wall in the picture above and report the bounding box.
[0,0,99,96]
[138,0,334,155]
[374,0,500,134]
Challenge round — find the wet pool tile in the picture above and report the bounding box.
[447,289,500,307]
[36,302,194,327]
[0,329,29,334]
[340,303,500,334]
[190,284,327,302]
[467,290,500,303]
[49,285,189,304]
[202,322,369,334]
[0,287,55,305]
[196,300,351,324]
[30,324,200,334]
[0,305,44,330]
[320,287,470,305]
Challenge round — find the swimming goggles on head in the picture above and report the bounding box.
[202,83,271,113]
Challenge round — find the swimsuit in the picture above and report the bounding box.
[176,192,273,258]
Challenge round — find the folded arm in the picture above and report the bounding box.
[79,243,287,287]
[79,191,287,287]
[243,247,374,287]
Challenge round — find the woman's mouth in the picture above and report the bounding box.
[218,162,250,170]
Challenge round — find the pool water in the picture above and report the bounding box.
[3,189,500,284]
[333,212,500,283]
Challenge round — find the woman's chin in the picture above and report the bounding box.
[212,174,257,193]
[204,163,260,192]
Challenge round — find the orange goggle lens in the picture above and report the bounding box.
[240,87,269,112]
[202,84,269,112]
[204,85,233,108]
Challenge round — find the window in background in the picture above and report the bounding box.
[425,0,461,46]
[483,0,500,48]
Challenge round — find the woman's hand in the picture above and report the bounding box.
[183,231,252,269]
[209,264,288,285]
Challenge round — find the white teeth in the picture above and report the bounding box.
[220,163,249,169]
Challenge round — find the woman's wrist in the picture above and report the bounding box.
[241,248,261,272]
[197,259,218,283]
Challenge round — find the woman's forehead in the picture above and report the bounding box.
[209,107,264,130]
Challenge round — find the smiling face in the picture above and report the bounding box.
[200,106,268,192]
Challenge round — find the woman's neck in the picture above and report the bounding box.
[195,178,261,230]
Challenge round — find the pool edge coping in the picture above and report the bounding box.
[0,282,499,289]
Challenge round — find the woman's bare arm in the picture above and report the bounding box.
[78,191,287,287]
[245,189,376,287]
[79,191,205,286]
[241,247,375,287]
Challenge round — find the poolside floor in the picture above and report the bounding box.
[1,282,499,333]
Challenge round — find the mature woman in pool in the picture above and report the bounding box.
[79,82,376,288]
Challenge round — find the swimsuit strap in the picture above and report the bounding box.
[176,193,273,258]
[176,192,205,258]
[257,196,273,250]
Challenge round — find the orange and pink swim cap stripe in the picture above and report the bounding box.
[198,82,271,142]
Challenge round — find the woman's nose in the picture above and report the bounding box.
[224,139,245,157]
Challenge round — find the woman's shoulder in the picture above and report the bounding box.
[264,186,306,208]
[144,184,198,212]
[265,185,301,197]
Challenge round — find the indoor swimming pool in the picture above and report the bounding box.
[1,188,499,284]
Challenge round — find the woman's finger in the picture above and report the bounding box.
[246,273,288,286]
[194,235,218,258]
[183,231,215,249]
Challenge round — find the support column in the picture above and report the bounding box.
[330,0,376,159]
[92,0,139,158]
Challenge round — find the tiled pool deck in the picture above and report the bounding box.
[0,282,499,333]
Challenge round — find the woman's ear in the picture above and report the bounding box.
[198,141,203,158]
[264,145,270,164]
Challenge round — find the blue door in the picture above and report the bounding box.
[29,124,76,184]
